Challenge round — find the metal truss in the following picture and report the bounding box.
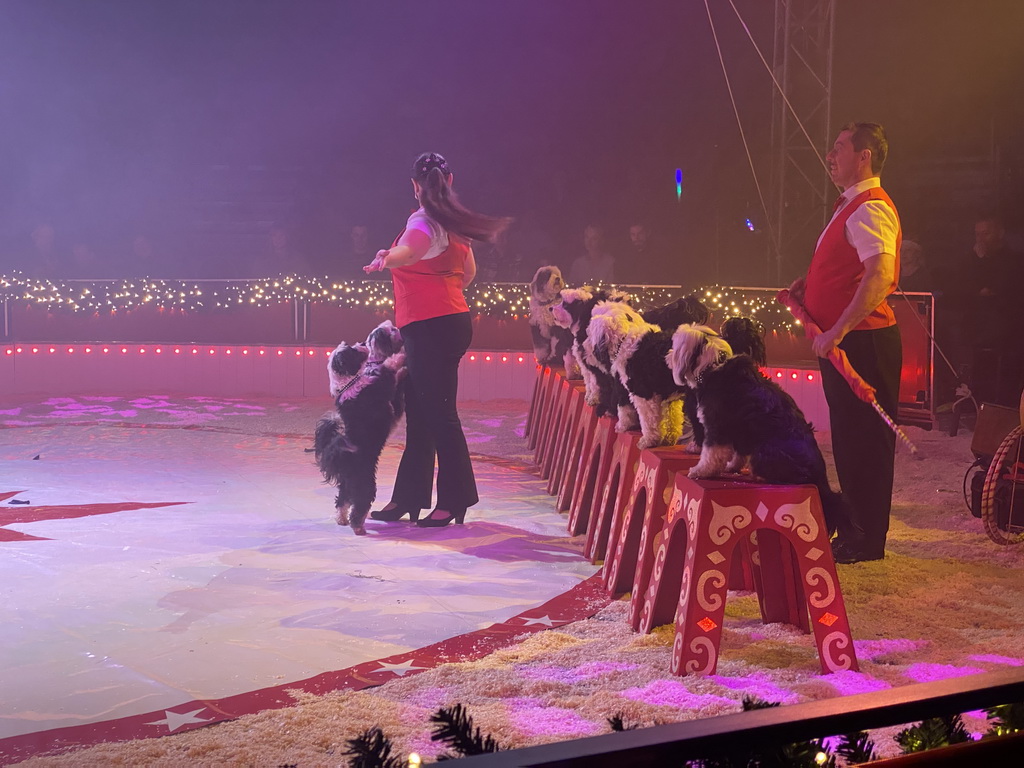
[769,0,836,284]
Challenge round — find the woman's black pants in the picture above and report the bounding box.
[391,312,478,511]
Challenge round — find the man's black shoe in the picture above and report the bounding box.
[831,539,884,565]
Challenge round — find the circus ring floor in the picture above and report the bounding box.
[4,395,1024,766]
[0,396,607,764]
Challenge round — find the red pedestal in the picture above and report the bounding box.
[662,476,857,676]
[604,447,699,597]
[528,366,561,455]
[525,365,546,442]
[556,399,599,513]
[546,384,587,496]
[566,415,617,536]
[538,376,576,481]
[584,430,642,563]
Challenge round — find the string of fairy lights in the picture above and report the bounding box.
[0,273,801,332]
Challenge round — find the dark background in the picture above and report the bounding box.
[0,0,1021,284]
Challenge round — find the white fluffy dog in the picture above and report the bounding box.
[528,265,576,374]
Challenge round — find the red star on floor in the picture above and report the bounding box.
[0,491,188,542]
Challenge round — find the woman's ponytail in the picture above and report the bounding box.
[413,153,510,243]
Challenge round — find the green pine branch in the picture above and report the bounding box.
[985,703,1024,737]
[896,714,972,753]
[608,713,641,731]
[430,704,502,756]
[834,731,878,764]
[343,727,405,768]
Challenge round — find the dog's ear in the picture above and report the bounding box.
[668,324,711,385]
[587,303,633,363]
[667,324,693,383]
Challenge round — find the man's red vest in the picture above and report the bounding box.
[804,187,901,333]
[390,228,470,328]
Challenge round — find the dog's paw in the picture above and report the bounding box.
[688,465,715,479]
[725,456,748,473]
[335,507,350,525]
[637,435,658,450]
[682,441,701,454]
[351,524,367,536]
[584,393,599,407]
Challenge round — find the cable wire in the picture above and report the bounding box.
[702,0,779,256]
[725,0,832,179]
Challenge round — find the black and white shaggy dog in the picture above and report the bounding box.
[680,315,768,453]
[528,265,576,374]
[642,294,711,332]
[551,285,637,429]
[667,323,846,533]
[314,320,407,536]
[585,301,692,449]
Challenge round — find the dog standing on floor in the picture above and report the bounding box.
[667,323,849,534]
[528,265,576,374]
[314,320,407,535]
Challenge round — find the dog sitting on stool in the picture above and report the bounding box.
[551,285,638,429]
[667,323,848,534]
[680,315,768,453]
[642,294,711,332]
[528,265,576,374]
[315,320,407,535]
[585,301,687,449]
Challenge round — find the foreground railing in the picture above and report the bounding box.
[442,668,1024,767]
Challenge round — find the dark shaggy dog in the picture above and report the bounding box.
[551,285,637,428]
[314,320,406,535]
[642,294,711,332]
[667,323,846,533]
[528,265,575,374]
[681,315,768,452]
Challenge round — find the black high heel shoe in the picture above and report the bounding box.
[416,507,467,527]
[370,503,422,522]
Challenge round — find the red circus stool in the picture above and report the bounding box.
[566,414,617,536]
[628,476,762,633]
[665,476,857,676]
[546,383,589,497]
[540,378,583,483]
[603,446,699,597]
[630,475,856,679]
[534,369,569,470]
[524,364,547,443]
[555,399,599,514]
[583,430,642,563]
[528,364,552,454]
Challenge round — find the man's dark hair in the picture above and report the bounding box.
[842,122,888,175]
[975,212,1005,230]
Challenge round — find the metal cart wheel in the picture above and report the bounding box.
[982,426,1024,545]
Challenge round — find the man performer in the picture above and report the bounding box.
[789,122,902,564]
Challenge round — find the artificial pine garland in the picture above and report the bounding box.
[335,696,1024,768]
[833,731,879,764]
[429,704,503,758]
[984,702,1024,737]
[895,713,971,753]
[343,727,406,768]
